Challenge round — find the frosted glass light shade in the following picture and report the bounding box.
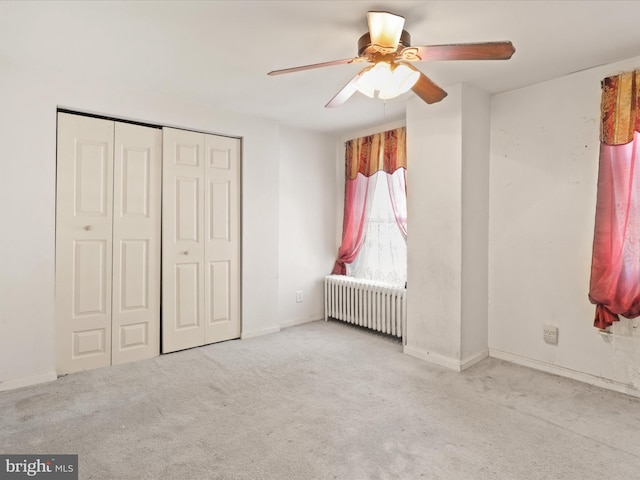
[356,62,392,97]
[367,11,405,51]
[378,63,420,99]
[356,61,419,100]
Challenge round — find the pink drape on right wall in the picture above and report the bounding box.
[588,70,640,329]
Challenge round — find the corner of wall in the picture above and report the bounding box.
[404,344,488,372]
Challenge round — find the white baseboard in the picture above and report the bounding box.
[0,371,57,392]
[461,350,489,370]
[403,345,488,372]
[489,348,640,398]
[240,325,281,340]
[280,316,324,329]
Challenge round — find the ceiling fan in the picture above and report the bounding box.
[268,11,515,108]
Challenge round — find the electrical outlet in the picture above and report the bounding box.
[296,290,303,303]
[543,324,558,345]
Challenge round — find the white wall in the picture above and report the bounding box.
[406,88,464,365]
[0,60,282,390]
[278,126,336,327]
[460,85,491,363]
[489,54,640,395]
[404,84,490,370]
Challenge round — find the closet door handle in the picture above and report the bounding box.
[84,225,92,231]
[181,250,189,255]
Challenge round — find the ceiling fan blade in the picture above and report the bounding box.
[367,11,405,52]
[403,41,515,61]
[325,72,365,108]
[268,57,363,76]
[411,73,448,104]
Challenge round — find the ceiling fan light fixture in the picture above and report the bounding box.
[268,11,514,108]
[367,11,405,53]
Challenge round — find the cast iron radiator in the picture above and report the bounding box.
[324,275,406,344]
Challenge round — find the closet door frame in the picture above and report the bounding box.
[56,111,243,369]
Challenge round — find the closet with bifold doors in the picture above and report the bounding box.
[55,114,241,374]
[55,113,162,374]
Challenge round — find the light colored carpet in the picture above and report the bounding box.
[1,319,640,479]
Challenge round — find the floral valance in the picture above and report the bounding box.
[346,127,406,180]
[601,70,640,145]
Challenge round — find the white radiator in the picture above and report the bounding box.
[324,275,406,343]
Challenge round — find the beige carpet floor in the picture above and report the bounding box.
[1,319,640,479]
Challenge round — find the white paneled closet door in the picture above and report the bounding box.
[204,134,241,344]
[56,113,161,374]
[111,122,161,365]
[56,114,114,373]
[162,128,241,353]
[162,128,206,353]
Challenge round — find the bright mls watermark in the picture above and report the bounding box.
[0,455,77,479]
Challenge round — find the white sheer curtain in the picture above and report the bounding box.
[387,167,407,240]
[347,170,407,287]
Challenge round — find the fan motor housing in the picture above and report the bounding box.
[358,30,412,56]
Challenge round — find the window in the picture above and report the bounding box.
[332,127,407,287]
[347,170,407,286]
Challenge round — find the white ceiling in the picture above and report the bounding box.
[2,1,640,133]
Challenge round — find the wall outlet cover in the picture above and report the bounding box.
[543,324,558,345]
